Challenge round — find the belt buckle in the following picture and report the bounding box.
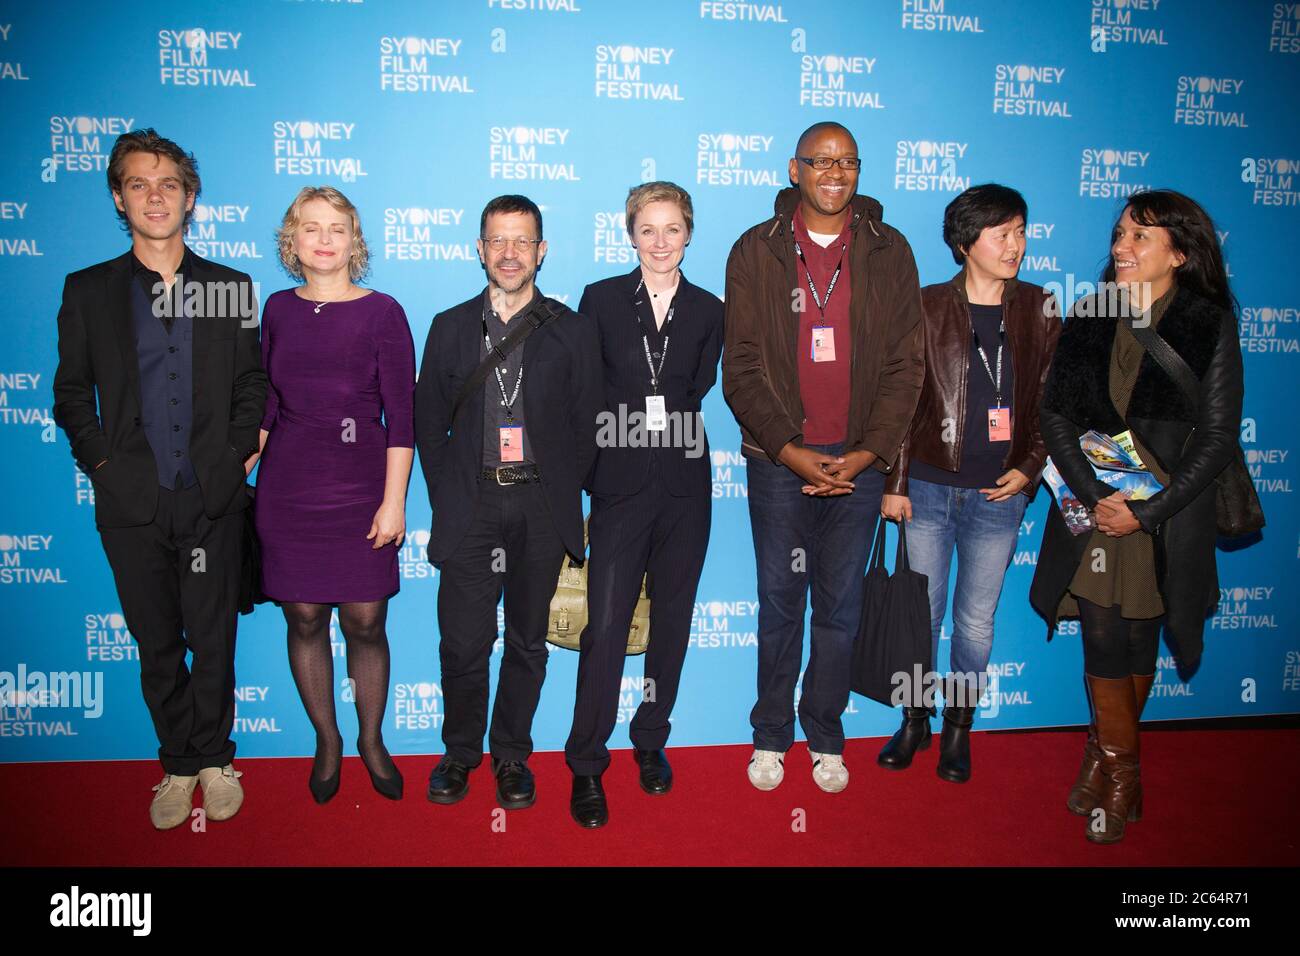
[495,467,515,486]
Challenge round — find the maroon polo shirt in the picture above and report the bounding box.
[794,205,853,445]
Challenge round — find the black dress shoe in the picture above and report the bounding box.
[493,759,536,810]
[427,758,471,805]
[633,748,673,794]
[877,707,933,770]
[570,774,608,828]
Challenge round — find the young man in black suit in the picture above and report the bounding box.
[53,129,266,829]
[414,194,603,810]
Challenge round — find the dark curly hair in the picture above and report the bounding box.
[1101,189,1236,314]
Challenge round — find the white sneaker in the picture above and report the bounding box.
[198,764,245,822]
[810,751,849,793]
[747,749,785,791]
[149,774,198,830]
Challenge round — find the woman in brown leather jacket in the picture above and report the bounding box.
[1030,190,1244,844]
[879,184,1060,783]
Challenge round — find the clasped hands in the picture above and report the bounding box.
[1094,491,1141,537]
[780,444,876,497]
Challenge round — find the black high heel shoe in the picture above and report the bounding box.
[309,735,343,804]
[359,740,404,800]
[309,767,341,804]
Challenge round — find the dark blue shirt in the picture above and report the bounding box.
[131,250,197,489]
[910,302,1014,490]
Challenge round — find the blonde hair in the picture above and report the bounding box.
[625,181,694,236]
[276,186,370,281]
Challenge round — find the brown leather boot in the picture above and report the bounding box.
[1066,676,1104,815]
[1068,673,1154,815]
[1133,673,1154,715]
[1085,674,1142,845]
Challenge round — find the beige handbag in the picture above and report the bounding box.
[547,521,650,655]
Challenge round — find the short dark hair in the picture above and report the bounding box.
[106,128,202,232]
[1101,189,1235,314]
[479,194,543,240]
[795,121,855,156]
[942,183,1028,265]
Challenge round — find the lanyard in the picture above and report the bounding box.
[793,239,846,319]
[482,313,523,421]
[634,278,675,394]
[972,318,1005,407]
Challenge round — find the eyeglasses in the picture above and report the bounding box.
[481,236,542,251]
[797,156,862,171]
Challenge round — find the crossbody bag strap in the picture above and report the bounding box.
[450,297,565,423]
[1122,314,1201,413]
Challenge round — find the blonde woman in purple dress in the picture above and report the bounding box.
[250,187,415,803]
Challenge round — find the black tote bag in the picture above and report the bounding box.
[850,515,933,708]
[238,485,267,616]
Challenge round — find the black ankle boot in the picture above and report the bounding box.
[936,705,974,783]
[877,707,933,770]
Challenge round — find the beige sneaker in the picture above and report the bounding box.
[198,765,245,822]
[747,749,785,791]
[150,774,198,830]
[809,751,849,793]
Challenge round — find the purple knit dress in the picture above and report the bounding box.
[254,289,415,603]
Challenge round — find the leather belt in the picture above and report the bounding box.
[478,464,542,485]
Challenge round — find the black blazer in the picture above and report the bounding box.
[1029,285,1243,671]
[53,249,266,529]
[414,289,603,565]
[580,268,724,497]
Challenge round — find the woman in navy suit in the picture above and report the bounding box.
[565,182,724,827]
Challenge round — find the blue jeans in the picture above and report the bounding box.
[746,444,885,754]
[905,477,1027,701]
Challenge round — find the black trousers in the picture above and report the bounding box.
[565,472,711,775]
[99,483,242,775]
[436,480,566,766]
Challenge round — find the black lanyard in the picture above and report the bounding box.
[794,239,846,319]
[634,278,675,394]
[481,312,523,422]
[972,318,1005,407]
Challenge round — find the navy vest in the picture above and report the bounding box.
[131,276,197,488]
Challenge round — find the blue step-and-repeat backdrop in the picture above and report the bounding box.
[1,0,1297,763]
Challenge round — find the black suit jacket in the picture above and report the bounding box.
[53,249,267,529]
[581,268,724,498]
[414,289,603,565]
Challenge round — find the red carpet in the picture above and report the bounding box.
[3,728,1297,867]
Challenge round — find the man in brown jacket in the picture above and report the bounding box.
[723,122,925,793]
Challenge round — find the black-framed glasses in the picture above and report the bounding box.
[797,156,862,171]
[481,236,542,251]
